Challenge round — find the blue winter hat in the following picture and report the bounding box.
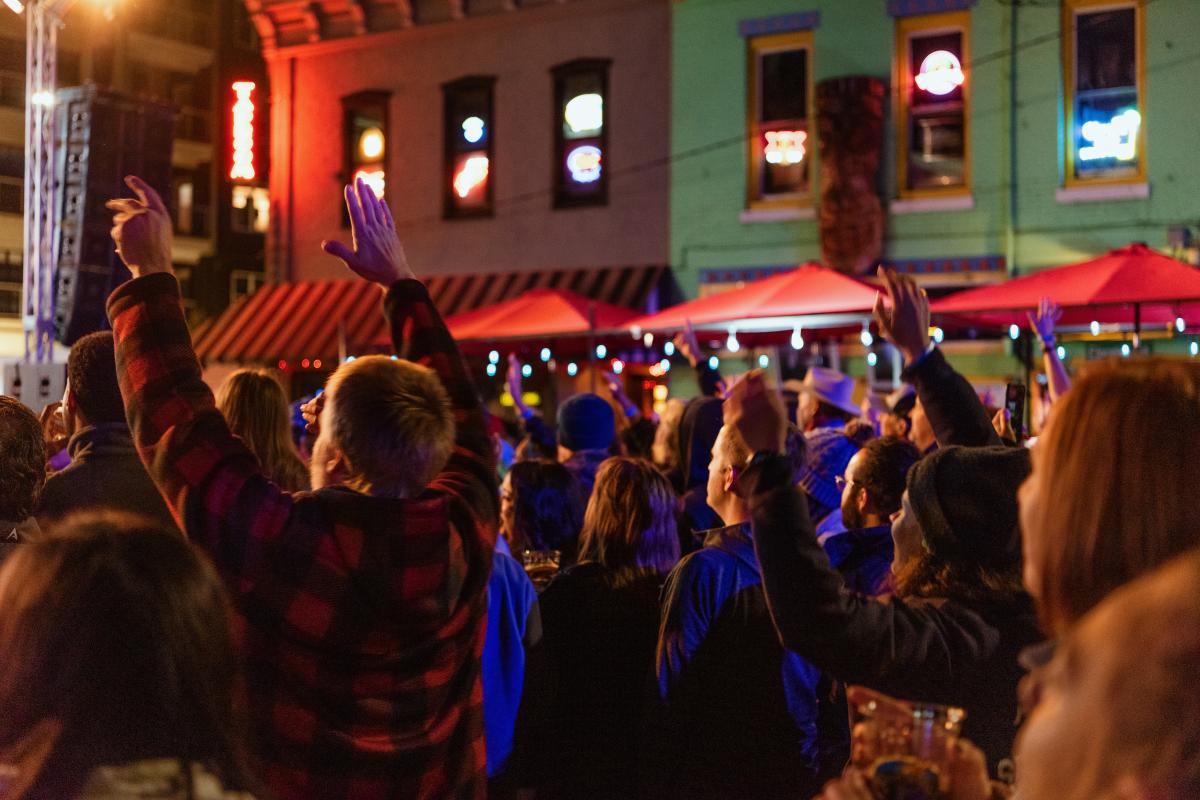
[557,393,616,453]
[797,428,862,512]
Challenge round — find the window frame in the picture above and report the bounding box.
[442,75,496,220]
[745,30,815,211]
[894,10,972,200]
[551,58,611,210]
[1062,0,1146,189]
[341,89,391,227]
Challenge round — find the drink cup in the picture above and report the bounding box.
[522,549,561,591]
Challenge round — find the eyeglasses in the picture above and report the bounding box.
[835,475,856,491]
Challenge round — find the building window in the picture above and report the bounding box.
[1064,0,1144,186]
[230,269,267,302]
[552,59,610,208]
[896,11,969,196]
[342,91,390,209]
[443,76,495,219]
[232,185,270,234]
[747,31,813,208]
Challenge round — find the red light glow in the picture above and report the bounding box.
[230,81,256,181]
[454,155,489,199]
[277,360,287,370]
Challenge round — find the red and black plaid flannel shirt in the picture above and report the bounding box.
[108,274,498,799]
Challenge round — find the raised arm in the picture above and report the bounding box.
[725,372,995,699]
[1029,296,1071,405]
[107,176,292,585]
[874,268,1000,448]
[674,319,726,399]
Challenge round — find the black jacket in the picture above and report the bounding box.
[37,423,179,533]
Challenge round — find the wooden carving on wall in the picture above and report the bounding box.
[816,76,885,276]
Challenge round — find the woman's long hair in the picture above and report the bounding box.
[1022,357,1200,635]
[217,369,310,492]
[578,457,679,575]
[0,513,255,799]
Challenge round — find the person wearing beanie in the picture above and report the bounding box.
[726,373,1040,775]
[555,393,616,500]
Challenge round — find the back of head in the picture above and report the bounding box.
[507,460,584,553]
[1025,357,1200,635]
[651,398,687,471]
[326,355,455,495]
[0,512,249,797]
[0,397,45,523]
[1018,550,1200,800]
[556,393,616,454]
[579,457,679,574]
[217,369,308,491]
[67,332,125,426]
[679,397,723,490]
[899,444,1030,602]
[857,435,921,517]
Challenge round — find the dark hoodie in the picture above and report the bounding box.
[673,397,724,555]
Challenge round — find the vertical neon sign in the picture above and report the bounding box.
[230,81,256,182]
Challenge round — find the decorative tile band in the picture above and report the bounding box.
[738,11,821,38]
[883,255,1005,274]
[887,0,976,18]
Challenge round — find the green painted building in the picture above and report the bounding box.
[670,0,1200,383]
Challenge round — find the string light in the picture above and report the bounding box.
[1056,346,1067,361]
[1008,324,1020,340]
[866,352,878,367]
[521,364,533,378]
[860,323,873,347]
[790,326,804,351]
[489,351,500,364]
[758,354,769,368]
[726,331,740,353]
[708,356,719,370]
[664,341,676,357]
[595,344,607,359]
[1120,343,1131,357]
[643,332,654,348]
[486,363,497,377]
[1191,342,1199,358]
[1090,320,1101,336]
[1176,317,1186,334]
[540,347,552,363]
[567,362,579,376]
[660,358,672,372]
[612,359,625,375]
[931,326,945,344]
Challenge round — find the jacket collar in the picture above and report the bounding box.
[66,423,137,461]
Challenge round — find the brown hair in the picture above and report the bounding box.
[651,399,687,471]
[0,397,45,522]
[0,512,253,798]
[67,332,125,425]
[1024,358,1200,635]
[324,355,455,497]
[578,458,679,574]
[893,548,1024,605]
[217,368,310,492]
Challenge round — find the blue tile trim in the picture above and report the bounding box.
[887,0,976,17]
[882,255,1005,274]
[738,11,821,38]
[700,265,794,284]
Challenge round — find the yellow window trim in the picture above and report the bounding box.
[746,30,815,211]
[1062,0,1146,189]
[894,10,972,200]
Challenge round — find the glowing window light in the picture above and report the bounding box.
[486,363,497,377]
[354,168,385,199]
[567,362,579,376]
[595,344,607,359]
[453,155,489,199]
[791,326,805,351]
[867,352,878,367]
[914,50,965,96]
[566,145,602,184]
[764,130,807,165]
[230,81,256,181]
[461,116,485,144]
[564,93,603,134]
[758,354,769,368]
[4,1,26,15]
[1079,109,1141,162]
[359,127,385,161]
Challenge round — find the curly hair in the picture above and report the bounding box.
[854,435,921,518]
[67,332,125,425]
[0,396,46,522]
[506,460,584,554]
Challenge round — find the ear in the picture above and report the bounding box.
[724,464,740,495]
[857,485,871,514]
[324,447,349,482]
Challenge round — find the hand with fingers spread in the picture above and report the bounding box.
[1028,296,1062,347]
[106,176,173,279]
[873,266,931,366]
[39,401,69,461]
[322,178,414,286]
[723,369,787,456]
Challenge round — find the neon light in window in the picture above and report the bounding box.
[230,81,256,181]
[914,50,965,96]
[453,155,489,199]
[1079,109,1141,162]
[564,93,603,134]
[359,127,385,160]
[462,116,485,144]
[764,130,806,165]
[566,145,602,183]
[354,168,386,198]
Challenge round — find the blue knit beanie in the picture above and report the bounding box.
[557,393,615,452]
[797,428,861,511]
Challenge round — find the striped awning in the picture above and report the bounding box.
[194,265,670,364]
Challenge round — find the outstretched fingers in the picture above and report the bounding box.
[344,183,366,234]
[125,175,167,215]
[356,177,378,227]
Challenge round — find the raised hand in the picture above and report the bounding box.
[39,401,69,460]
[106,176,173,279]
[1028,296,1062,345]
[300,392,325,436]
[873,267,930,366]
[322,178,414,286]
[723,369,787,457]
[506,353,532,417]
[672,319,703,368]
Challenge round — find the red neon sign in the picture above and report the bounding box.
[230,81,256,181]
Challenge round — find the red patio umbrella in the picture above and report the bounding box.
[627,263,879,334]
[930,244,1200,333]
[442,287,639,341]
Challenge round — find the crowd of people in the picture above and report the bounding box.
[0,174,1196,800]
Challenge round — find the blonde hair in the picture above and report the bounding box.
[324,355,454,496]
[651,399,687,471]
[1024,358,1200,635]
[578,458,679,574]
[216,369,310,492]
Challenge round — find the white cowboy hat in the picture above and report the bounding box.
[800,366,861,418]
